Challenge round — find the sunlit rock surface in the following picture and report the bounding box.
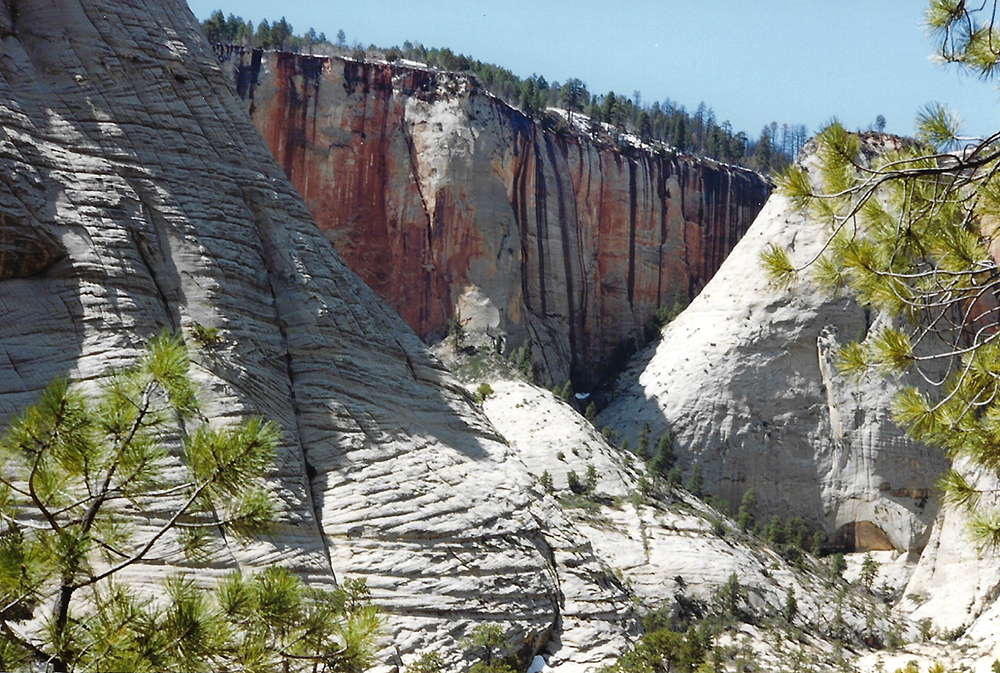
[231,51,769,386]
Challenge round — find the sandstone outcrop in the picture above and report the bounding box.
[598,151,949,554]
[227,50,770,387]
[0,2,638,668]
[478,378,890,668]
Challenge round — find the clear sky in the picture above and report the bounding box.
[185,1,999,140]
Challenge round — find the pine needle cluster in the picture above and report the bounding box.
[0,332,381,671]
[762,0,1000,548]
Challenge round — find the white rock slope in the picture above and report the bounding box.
[599,150,948,553]
[0,1,636,668]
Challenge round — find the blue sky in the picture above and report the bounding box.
[185,1,999,140]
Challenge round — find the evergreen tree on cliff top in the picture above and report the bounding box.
[762,0,1000,548]
[0,333,380,672]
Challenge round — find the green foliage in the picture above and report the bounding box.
[461,623,517,673]
[448,318,466,353]
[784,586,798,624]
[736,488,757,533]
[584,401,597,423]
[567,470,586,495]
[644,290,689,342]
[472,382,494,405]
[636,422,651,460]
[764,514,784,546]
[860,553,880,592]
[559,380,573,401]
[598,625,706,673]
[713,573,747,623]
[918,617,935,642]
[0,333,381,671]
[189,323,224,349]
[685,463,704,498]
[666,466,683,486]
[763,43,1000,546]
[829,553,847,580]
[650,430,676,479]
[201,10,329,51]
[760,243,795,288]
[405,651,446,673]
[514,343,535,382]
[540,470,554,494]
[585,465,599,494]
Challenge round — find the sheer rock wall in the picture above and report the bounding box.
[598,144,949,554]
[234,51,770,386]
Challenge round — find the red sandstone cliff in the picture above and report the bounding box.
[232,50,770,386]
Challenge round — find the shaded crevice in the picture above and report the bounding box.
[533,131,548,316]
[544,135,578,378]
[242,195,337,580]
[627,159,637,308]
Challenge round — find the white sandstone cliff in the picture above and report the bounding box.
[598,159,947,554]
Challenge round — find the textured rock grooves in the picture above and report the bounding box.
[235,51,770,385]
[0,2,637,667]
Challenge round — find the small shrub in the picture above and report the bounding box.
[685,462,704,498]
[584,401,597,422]
[829,553,846,580]
[560,380,573,401]
[860,553,880,592]
[736,488,757,533]
[189,323,223,349]
[472,382,494,405]
[784,587,797,624]
[556,451,566,461]
[405,652,446,673]
[918,617,934,642]
[567,470,586,495]
[585,464,598,494]
[666,466,683,486]
[540,470,554,494]
[636,422,651,459]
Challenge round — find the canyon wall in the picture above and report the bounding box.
[599,140,949,554]
[230,50,770,386]
[0,3,640,668]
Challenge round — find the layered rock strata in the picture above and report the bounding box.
[598,145,949,554]
[0,2,637,668]
[478,379,889,666]
[228,50,770,386]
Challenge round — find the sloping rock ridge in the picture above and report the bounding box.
[226,49,770,386]
[599,142,949,555]
[0,2,638,668]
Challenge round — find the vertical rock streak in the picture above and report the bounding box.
[242,53,770,384]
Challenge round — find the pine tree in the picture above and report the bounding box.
[0,333,381,671]
[650,430,675,479]
[685,462,704,498]
[860,553,880,592]
[584,465,598,494]
[736,488,757,533]
[636,422,650,460]
[761,0,1000,549]
[784,586,798,624]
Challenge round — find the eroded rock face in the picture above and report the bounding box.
[478,379,888,665]
[598,178,948,554]
[230,50,770,386]
[0,2,636,667]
